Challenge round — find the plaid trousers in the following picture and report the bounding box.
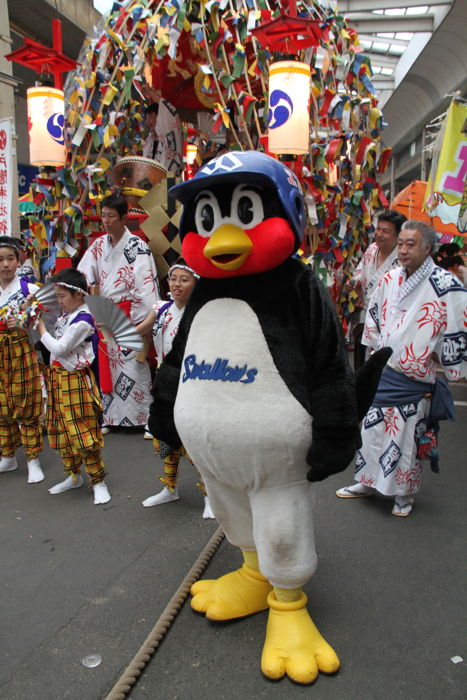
[0,330,43,459]
[46,365,105,484]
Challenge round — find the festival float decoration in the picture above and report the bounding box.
[14,0,393,321]
[108,156,167,212]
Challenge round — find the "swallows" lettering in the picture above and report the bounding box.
[182,354,258,384]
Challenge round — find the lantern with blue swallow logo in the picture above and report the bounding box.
[27,86,66,167]
[267,61,311,155]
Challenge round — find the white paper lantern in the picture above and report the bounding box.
[268,61,311,155]
[27,87,66,167]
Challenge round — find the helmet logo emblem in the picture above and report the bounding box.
[201,152,244,175]
[268,90,293,129]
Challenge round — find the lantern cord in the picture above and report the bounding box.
[104,526,225,700]
[38,62,54,86]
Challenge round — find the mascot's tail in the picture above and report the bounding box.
[354,347,393,421]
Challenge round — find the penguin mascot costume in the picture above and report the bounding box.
[149,150,390,684]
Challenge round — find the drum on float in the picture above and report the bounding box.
[108,156,167,211]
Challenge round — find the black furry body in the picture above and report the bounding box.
[149,257,367,482]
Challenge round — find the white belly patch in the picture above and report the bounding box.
[174,298,311,489]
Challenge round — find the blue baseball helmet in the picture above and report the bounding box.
[169,150,306,247]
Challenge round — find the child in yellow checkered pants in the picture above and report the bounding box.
[143,438,214,518]
[138,262,214,518]
[37,268,111,505]
[0,237,44,484]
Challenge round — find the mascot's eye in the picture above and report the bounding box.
[230,185,264,229]
[237,197,254,224]
[200,204,214,230]
[194,191,222,237]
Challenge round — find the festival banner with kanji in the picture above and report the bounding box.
[425,100,467,231]
[0,118,13,236]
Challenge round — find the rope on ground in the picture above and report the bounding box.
[104,526,225,700]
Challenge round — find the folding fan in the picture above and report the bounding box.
[86,295,144,352]
[32,283,61,311]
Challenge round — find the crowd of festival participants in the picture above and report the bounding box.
[0,192,466,518]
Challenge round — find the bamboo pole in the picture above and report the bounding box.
[199,11,242,148]
[229,0,263,142]
[219,44,255,149]
[68,3,166,235]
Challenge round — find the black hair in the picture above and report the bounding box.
[0,236,20,259]
[50,268,88,294]
[438,242,461,257]
[101,193,128,218]
[144,103,159,117]
[377,209,407,234]
[438,255,464,270]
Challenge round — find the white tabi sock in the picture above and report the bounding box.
[142,486,179,507]
[202,496,216,519]
[49,474,83,495]
[27,458,45,484]
[0,456,18,473]
[93,481,111,505]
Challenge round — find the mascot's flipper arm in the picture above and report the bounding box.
[261,591,340,684]
[148,362,182,448]
[355,346,392,420]
[148,314,191,449]
[307,345,392,483]
[305,274,361,482]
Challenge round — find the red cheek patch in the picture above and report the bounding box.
[181,218,296,279]
[182,233,214,277]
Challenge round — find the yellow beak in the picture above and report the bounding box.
[203,224,253,270]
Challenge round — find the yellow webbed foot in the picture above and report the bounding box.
[190,564,272,620]
[261,591,340,684]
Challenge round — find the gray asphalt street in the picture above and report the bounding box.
[0,385,466,700]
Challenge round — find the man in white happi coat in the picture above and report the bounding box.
[337,220,467,517]
[347,210,407,369]
[78,193,159,431]
[143,99,183,176]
